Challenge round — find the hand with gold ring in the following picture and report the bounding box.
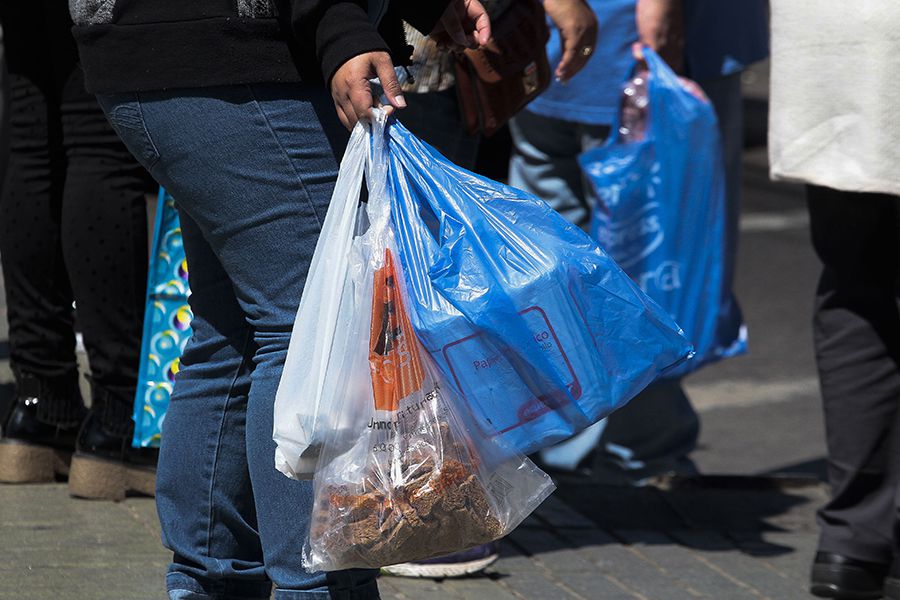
[543,0,599,83]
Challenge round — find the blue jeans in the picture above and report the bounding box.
[510,73,743,480]
[97,84,379,600]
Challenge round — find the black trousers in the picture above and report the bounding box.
[808,185,900,563]
[0,1,153,418]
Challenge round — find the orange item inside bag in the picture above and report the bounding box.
[369,249,425,412]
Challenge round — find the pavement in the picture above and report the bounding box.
[0,476,827,600]
[0,66,836,600]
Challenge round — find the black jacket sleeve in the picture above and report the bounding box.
[392,0,448,35]
[282,1,451,84]
[283,1,387,84]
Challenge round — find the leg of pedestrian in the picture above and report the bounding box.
[97,82,380,598]
[59,66,155,501]
[806,185,899,599]
[0,44,83,484]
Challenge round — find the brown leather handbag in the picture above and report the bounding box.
[454,0,551,137]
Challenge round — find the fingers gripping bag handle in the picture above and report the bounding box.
[303,112,555,571]
[273,124,371,480]
[385,118,692,458]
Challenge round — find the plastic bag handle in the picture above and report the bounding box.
[644,48,718,142]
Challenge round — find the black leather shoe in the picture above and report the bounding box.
[0,374,85,483]
[810,552,889,599]
[69,403,158,500]
[884,558,900,600]
[2,395,82,449]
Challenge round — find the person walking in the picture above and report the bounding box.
[510,0,768,483]
[0,0,157,499]
[68,0,490,597]
[769,3,900,599]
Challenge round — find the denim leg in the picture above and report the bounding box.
[509,110,593,228]
[98,84,377,598]
[509,110,610,228]
[158,212,272,600]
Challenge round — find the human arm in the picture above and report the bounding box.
[543,0,599,83]
[285,0,489,129]
[635,0,684,72]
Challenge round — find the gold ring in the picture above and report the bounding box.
[581,46,594,57]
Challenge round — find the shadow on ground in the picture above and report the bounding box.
[762,457,828,481]
[511,474,825,564]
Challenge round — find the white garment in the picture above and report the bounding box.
[769,2,900,196]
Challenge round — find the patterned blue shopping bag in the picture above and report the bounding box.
[132,189,193,448]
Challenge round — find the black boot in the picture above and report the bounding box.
[810,552,889,599]
[885,557,900,600]
[68,383,157,501]
[0,370,86,483]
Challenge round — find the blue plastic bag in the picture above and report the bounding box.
[579,49,746,378]
[385,119,693,457]
[131,189,193,448]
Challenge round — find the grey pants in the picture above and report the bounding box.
[808,184,900,564]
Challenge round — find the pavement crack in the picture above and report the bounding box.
[620,544,708,599]
[603,574,651,600]
[117,501,160,540]
[494,579,529,600]
[691,554,772,600]
[503,533,589,600]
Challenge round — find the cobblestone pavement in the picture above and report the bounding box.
[0,475,827,600]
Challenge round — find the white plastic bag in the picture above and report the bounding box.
[273,124,370,480]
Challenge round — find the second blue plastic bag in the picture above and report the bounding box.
[579,49,746,378]
[386,119,693,457]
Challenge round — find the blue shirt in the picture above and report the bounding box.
[526,0,769,126]
[527,0,637,126]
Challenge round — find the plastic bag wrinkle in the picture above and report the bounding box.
[386,121,692,455]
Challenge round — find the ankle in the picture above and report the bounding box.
[11,368,85,428]
[88,383,135,439]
